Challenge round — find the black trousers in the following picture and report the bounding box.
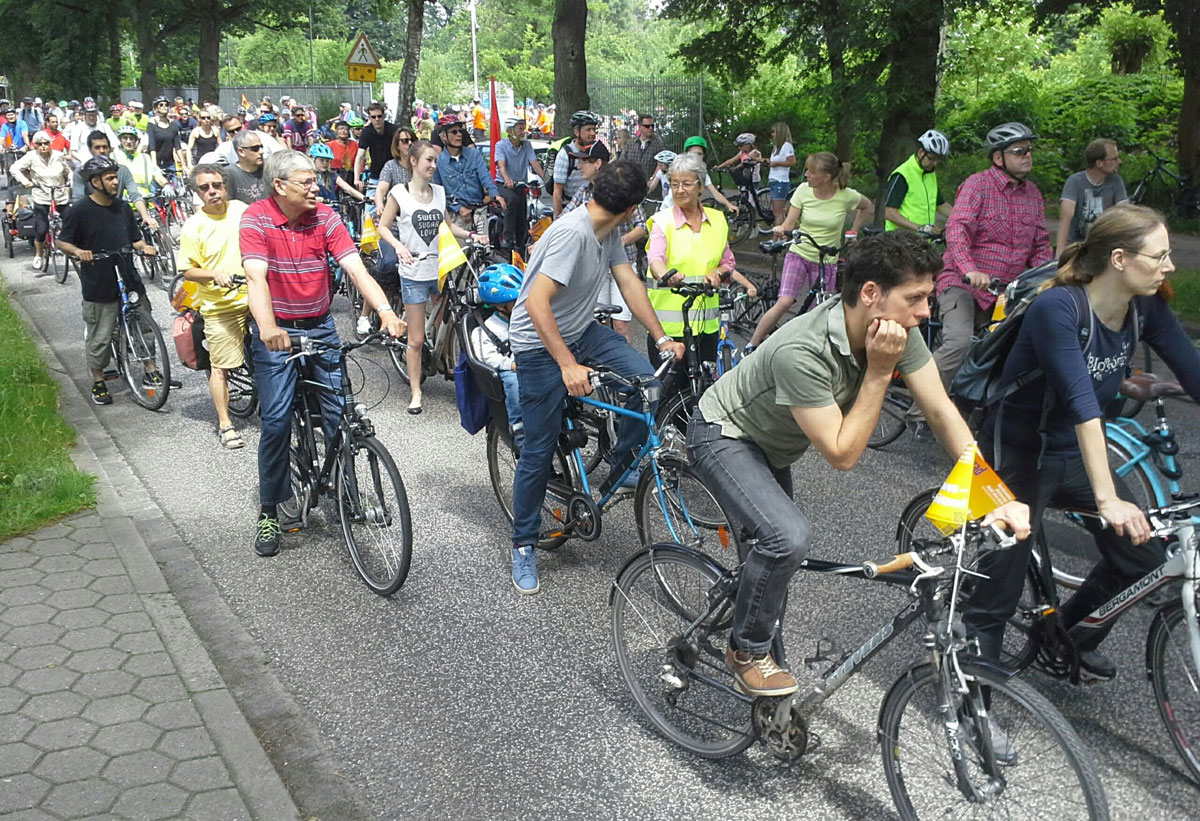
[646,331,718,408]
[963,444,1165,661]
[495,185,528,251]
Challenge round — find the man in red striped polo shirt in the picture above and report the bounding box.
[242,150,405,557]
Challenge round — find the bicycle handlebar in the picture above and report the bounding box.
[759,229,839,258]
[287,330,401,359]
[865,520,1016,579]
[588,350,676,390]
[1065,496,1200,539]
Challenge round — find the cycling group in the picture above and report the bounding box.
[10,84,1200,815]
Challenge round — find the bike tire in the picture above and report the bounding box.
[1147,598,1200,784]
[633,456,739,559]
[121,310,171,411]
[153,231,177,291]
[485,420,577,550]
[880,659,1109,820]
[50,247,67,284]
[337,435,413,596]
[655,389,700,439]
[611,547,753,759]
[719,344,734,376]
[225,364,258,418]
[388,332,430,385]
[868,386,910,449]
[277,404,317,526]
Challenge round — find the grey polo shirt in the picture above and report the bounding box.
[699,297,930,468]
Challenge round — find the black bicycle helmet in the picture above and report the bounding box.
[152,96,170,107]
[984,122,1037,154]
[81,156,120,184]
[570,110,600,129]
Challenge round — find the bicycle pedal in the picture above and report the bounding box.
[804,637,836,671]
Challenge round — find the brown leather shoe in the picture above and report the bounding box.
[725,647,799,696]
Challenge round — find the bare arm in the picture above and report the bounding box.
[336,175,364,200]
[1057,199,1075,254]
[374,178,391,213]
[524,273,591,395]
[849,195,873,233]
[552,185,564,218]
[1076,418,1151,544]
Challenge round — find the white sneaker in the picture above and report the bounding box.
[32,255,43,271]
[356,316,372,336]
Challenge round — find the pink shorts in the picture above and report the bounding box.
[779,251,836,299]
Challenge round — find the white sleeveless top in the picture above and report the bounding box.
[389,181,446,282]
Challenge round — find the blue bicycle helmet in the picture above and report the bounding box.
[308,142,334,160]
[478,263,524,305]
[258,112,277,124]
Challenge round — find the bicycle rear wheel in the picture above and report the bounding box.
[388,332,430,385]
[278,406,316,527]
[633,456,739,560]
[337,435,413,596]
[120,310,170,411]
[880,660,1109,820]
[485,421,577,550]
[611,547,753,759]
[868,385,910,449]
[1147,598,1200,784]
[225,364,258,418]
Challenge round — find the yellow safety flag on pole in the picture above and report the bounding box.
[437,222,467,289]
[924,443,1016,535]
[241,94,252,110]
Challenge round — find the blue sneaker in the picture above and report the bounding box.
[512,545,539,595]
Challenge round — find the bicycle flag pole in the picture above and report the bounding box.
[488,76,501,180]
[924,443,1016,534]
[437,221,467,289]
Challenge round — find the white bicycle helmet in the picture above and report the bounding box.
[654,150,677,165]
[734,132,757,146]
[917,129,950,158]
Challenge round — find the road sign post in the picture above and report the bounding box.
[345,32,381,86]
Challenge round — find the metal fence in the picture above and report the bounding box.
[120,84,377,116]
[585,78,704,153]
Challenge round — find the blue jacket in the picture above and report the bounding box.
[433,146,498,209]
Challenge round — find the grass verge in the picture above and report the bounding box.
[1169,268,1200,325]
[0,286,95,540]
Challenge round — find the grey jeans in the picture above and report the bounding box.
[686,408,809,657]
[82,300,120,371]
[909,285,989,421]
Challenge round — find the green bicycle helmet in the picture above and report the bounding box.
[683,136,709,154]
[347,116,365,128]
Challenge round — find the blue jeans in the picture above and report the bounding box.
[250,315,344,507]
[686,408,809,657]
[511,322,657,546]
[499,369,522,433]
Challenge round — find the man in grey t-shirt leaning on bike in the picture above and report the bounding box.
[505,160,685,595]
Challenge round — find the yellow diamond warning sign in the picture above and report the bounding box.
[345,33,381,69]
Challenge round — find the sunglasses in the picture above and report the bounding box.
[241,144,263,152]
[445,129,463,137]
[369,114,384,120]
[397,137,412,144]
[196,182,225,192]
[227,126,242,133]
[1005,146,1033,157]
[640,122,654,128]
[33,141,50,146]
[200,116,211,121]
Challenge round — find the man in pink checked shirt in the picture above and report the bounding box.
[928,122,1052,400]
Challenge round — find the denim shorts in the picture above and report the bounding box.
[769,180,791,201]
[400,276,441,305]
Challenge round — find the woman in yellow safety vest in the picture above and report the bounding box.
[645,152,757,401]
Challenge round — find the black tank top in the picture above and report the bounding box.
[191,132,219,160]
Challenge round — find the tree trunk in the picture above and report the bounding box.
[399,0,424,125]
[1165,0,1199,183]
[818,1,855,162]
[196,1,221,105]
[134,0,160,104]
[552,0,589,138]
[875,0,943,213]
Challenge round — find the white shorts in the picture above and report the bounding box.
[597,269,632,323]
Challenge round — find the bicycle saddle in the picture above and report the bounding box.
[1122,373,1185,401]
[594,304,622,317]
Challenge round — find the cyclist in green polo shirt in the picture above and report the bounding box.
[883,129,953,234]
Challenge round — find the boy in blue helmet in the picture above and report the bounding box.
[473,263,525,447]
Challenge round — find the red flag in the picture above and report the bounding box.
[488,76,501,179]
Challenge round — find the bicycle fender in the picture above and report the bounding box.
[608,542,730,606]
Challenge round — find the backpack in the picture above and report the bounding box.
[171,308,210,371]
[13,206,38,240]
[541,137,574,195]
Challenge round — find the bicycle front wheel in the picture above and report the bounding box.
[485,421,576,550]
[152,233,177,291]
[225,364,258,418]
[1148,597,1200,784]
[611,547,753,759]
[634,456,739,560]
[120,310,171,411]
[880,660,1109,820]
[337,436,413,596]
[49,245,67,283]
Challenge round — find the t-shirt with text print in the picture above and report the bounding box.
[388,182,446,282]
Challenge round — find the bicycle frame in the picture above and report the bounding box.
[1107,406,1179,506]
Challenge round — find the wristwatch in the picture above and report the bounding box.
[655,334,672,349]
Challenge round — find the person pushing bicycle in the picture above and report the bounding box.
[687,230,1030,697]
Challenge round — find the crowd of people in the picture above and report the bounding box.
[4,84,1196,719]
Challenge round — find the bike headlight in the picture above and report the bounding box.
[128,290,140,305]
[355,402,368,418]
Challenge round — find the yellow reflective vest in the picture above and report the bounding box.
[646,206,727,336]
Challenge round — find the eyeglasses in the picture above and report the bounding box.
[196,182,225,192]
[668,179,699,190]
[33,141,50,146]
[1131,249,1172,266]
[120,135,137,140]
[1004,146,1033,157]
[241,144,263,152]
[199,117,211,121]
[285,177,319,189]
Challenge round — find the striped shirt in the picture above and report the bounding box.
[938,165,1053,311]
[239,197,357,320]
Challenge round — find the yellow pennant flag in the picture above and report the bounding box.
[359,211,379,254]
[924,443,1016,535]
[437,221,467,288]
[241,94,251,110]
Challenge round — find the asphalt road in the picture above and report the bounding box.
[4,236,1200,819]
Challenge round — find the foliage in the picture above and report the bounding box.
[0,289,95,540]
[219,31,353,86]
[1165,269,1200,324]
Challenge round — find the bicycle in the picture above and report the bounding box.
[718,167,775,246]
[137,216,178,292]
[155,181,194,239]
[276,331,414,596]
[485,354,737,559]
[171,272,258,419]
[86,247,172,411]
[1128,150,1199,218]
[609,522,1109,818]
[43,186,76,284]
